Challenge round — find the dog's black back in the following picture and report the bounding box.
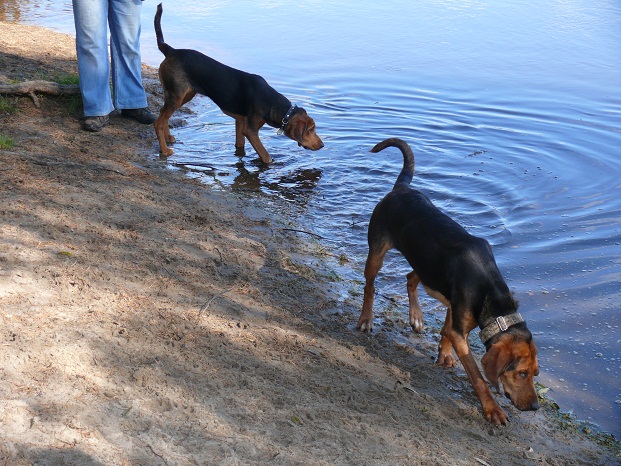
[369,139,514,321]
[154,3,290,120]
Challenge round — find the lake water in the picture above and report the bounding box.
[2,0,620,437]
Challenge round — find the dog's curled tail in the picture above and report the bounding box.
[155,3,173,57]
[370,138,415,190]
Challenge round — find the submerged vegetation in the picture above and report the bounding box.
[536,382,620,454]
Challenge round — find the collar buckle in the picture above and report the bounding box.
[480,312,524,344]
[496,315,510,332]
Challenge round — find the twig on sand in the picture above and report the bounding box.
[146,444,169,466]
[474,457,492,466]
[199,286,237,315]
[281,228,324,239]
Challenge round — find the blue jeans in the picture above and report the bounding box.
[72,0,148,117]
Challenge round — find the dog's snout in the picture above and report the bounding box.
[505,391,539,411]
[310,140,324,151]
[302,140,324,151]
[514,397,540,411]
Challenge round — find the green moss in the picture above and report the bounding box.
[53,73,80,86]
[0,135,15,150]
[0,96,17,114]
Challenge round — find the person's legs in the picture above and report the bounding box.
[108,0,148,110]
[72,0,114,117]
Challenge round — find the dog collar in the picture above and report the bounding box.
[480,312,524,344]
[277,105,298,135]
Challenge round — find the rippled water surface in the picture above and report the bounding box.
[3,0,620,436]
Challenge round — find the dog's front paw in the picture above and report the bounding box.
[166,135,176,143]
[356,316,373,333]
[484,402,509,426]
[258,154,273,164]
[410,317,424,333]
[160,147,174,157]
[436,353,457,368]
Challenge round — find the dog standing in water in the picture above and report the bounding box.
[357,138,539,425]
[153,3,324,162]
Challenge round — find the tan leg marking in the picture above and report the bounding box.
[356,242,391,332]
[439,307,509,426]
[406,271,424,333]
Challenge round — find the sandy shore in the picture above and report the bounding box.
[1,21,618,465]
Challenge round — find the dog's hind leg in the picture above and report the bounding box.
[406,271,425,333]
[357,242,391,332]
[155,103,177,156]
[234,118,246,156]
[436,307,458,367]
[155,87,195,156]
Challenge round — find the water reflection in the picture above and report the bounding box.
[171,157,322,207]
[254,167,322,204]
[0,0,31,21]
[0,0,71,24]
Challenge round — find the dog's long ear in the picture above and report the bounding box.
[482,339,514,392]
[288,117,308,143]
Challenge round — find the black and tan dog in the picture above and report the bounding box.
[357,138,539,425]
[153,4,323,163]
